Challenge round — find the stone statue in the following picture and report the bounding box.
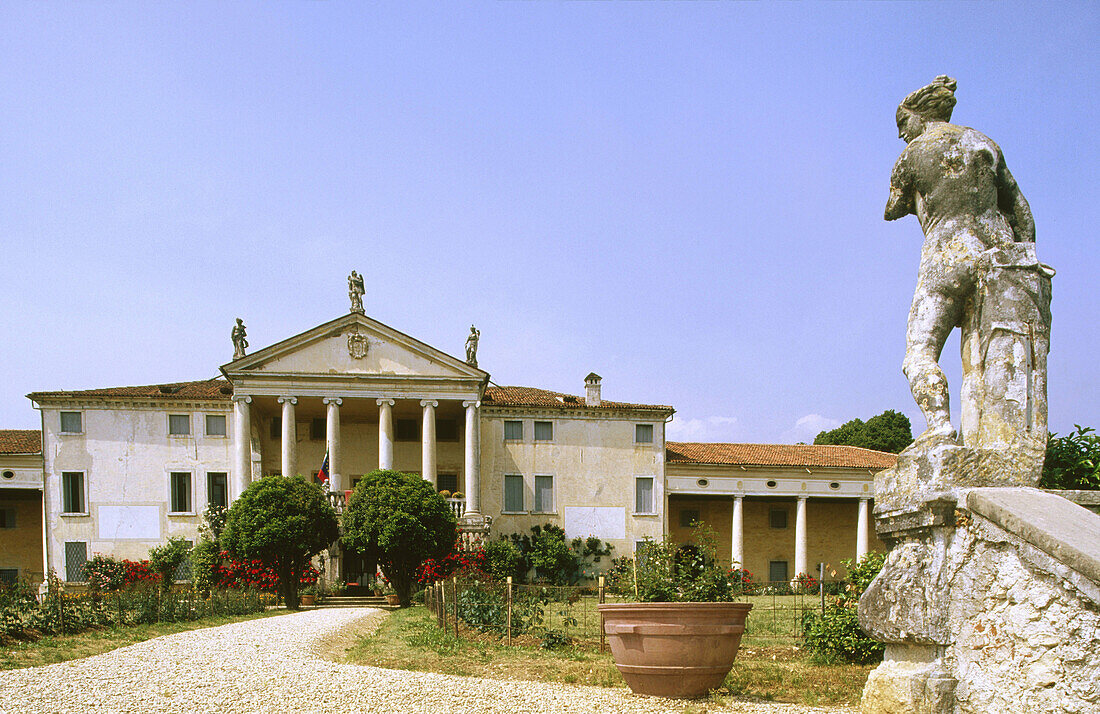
[348,271,365,314]
[886,76,1052,464]
[231,318,248,360]
[465,325,480,367]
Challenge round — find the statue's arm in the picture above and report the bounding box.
[997,157,1035,243]
[884,154,914,221]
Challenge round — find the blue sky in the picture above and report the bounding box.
[2,2,1097,444]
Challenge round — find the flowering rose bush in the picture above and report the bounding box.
[417,543,489,584]
[213,551,318,591]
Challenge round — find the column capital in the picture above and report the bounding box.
[277,396,298,405]
[323,397,343,406]
[797,494,809,502]
[376,398,395,407]
[231,394,252,405]
[858,496,871,503]
[462,400,481,409]
[420,399,439,408]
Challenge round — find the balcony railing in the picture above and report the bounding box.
[328,490,466,519]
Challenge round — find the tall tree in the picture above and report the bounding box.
[341,469,456,607]
[221,475,339,609]
[814,410,914,453]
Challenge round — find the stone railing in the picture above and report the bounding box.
[327,491,346,513]
[446,497,466,519]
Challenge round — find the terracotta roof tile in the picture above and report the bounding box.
[28,380,233,403]
[666,441,897,470]
[0,429,42,454]
[483,386,673,413]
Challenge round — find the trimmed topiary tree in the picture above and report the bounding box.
[221,475,339,610]
[341,469,456,607]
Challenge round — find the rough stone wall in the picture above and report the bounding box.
[948,515,1100,714]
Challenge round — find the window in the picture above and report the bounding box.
[438,473,458,494]
[503,475,524,513]
[679,509,701,528]
[437,419,459,442]
[0,569,17,585]
[60,411,82,434]
[61,472,85,514]
[310,418,326,440]
[396,419,419,441]
[207,472,228,509]
[635,424,654,444]
[769,560,789,583]
[170,472,192,513]
[205,414,227,437]
[769,508,788,529]
[168,414,191,436]
[174,541,193,581]
[534,421,553,441]
[0,508,15,528]
[503,420,523,441]
[270,417,282,440]
[534,475,554,512]
[65,542,87,582]
[635,476,655,514]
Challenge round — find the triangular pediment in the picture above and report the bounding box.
[221,313,487,381]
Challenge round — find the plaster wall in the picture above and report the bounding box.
[40,404,232,579]
[0,489,43,583]
[480,411,665,562]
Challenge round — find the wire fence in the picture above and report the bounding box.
[423,577,850,651]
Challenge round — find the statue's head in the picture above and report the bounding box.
[896,75,957,143]
[236,318,243,326]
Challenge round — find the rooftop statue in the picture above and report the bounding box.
[348,270,365,314]
[886,76,1053,472]
[465,325,480,367]
[231,318,248,360]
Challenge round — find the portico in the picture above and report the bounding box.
[220,312,489,580]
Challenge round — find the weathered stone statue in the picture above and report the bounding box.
[465,325,480,367]
[231,318,248,360]
[858,78,1099,714]
[348,271,365,314]
[881,75,1054,497]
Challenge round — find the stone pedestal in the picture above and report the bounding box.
[859,468,1100,713]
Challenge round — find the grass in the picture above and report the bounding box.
[0,609,286,671]
[343,605,871,707]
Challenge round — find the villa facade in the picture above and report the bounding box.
[5,309,895,587]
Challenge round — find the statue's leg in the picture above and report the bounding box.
[903,286,962,440]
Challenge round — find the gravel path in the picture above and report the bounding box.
[0,608,855,713]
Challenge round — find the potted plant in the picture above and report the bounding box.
[299,584,317,607]
[382,579,400,606]
[597,525,752,698]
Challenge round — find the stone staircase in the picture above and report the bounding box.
[316,594,392,609]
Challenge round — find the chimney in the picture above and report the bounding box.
[584,372,602,407]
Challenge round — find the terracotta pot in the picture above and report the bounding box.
[299,594,316,606]
[385,593,400,606]
[598,602,752,698]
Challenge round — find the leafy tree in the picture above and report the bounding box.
[1040,425,1100,490]
[504,525,613,585]
[814,410,913,453]
[149,537,192,593]
[341,469,456,607]
[221,475,339,609]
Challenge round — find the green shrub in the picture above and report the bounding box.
[149,537,192,592]
[190,539,222,596]
[801,551,886,663]
[505,525,612,585]
[633,524,738,602]
[482,539,522,582]
[1041,425,1100,490]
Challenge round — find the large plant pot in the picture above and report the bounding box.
[299,594,316,606]
[598,602,752,698]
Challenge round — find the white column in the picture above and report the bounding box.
[794,496,808,578]
[463,400,481,514]
[732,495,744,568]
[377,398,395,470]
[232,395,252,500]
[420,399,438,487]
[856,497,870,561]
[324,397,342,492]
[278,396,297,478]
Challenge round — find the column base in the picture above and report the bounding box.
[862,646,956,714]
